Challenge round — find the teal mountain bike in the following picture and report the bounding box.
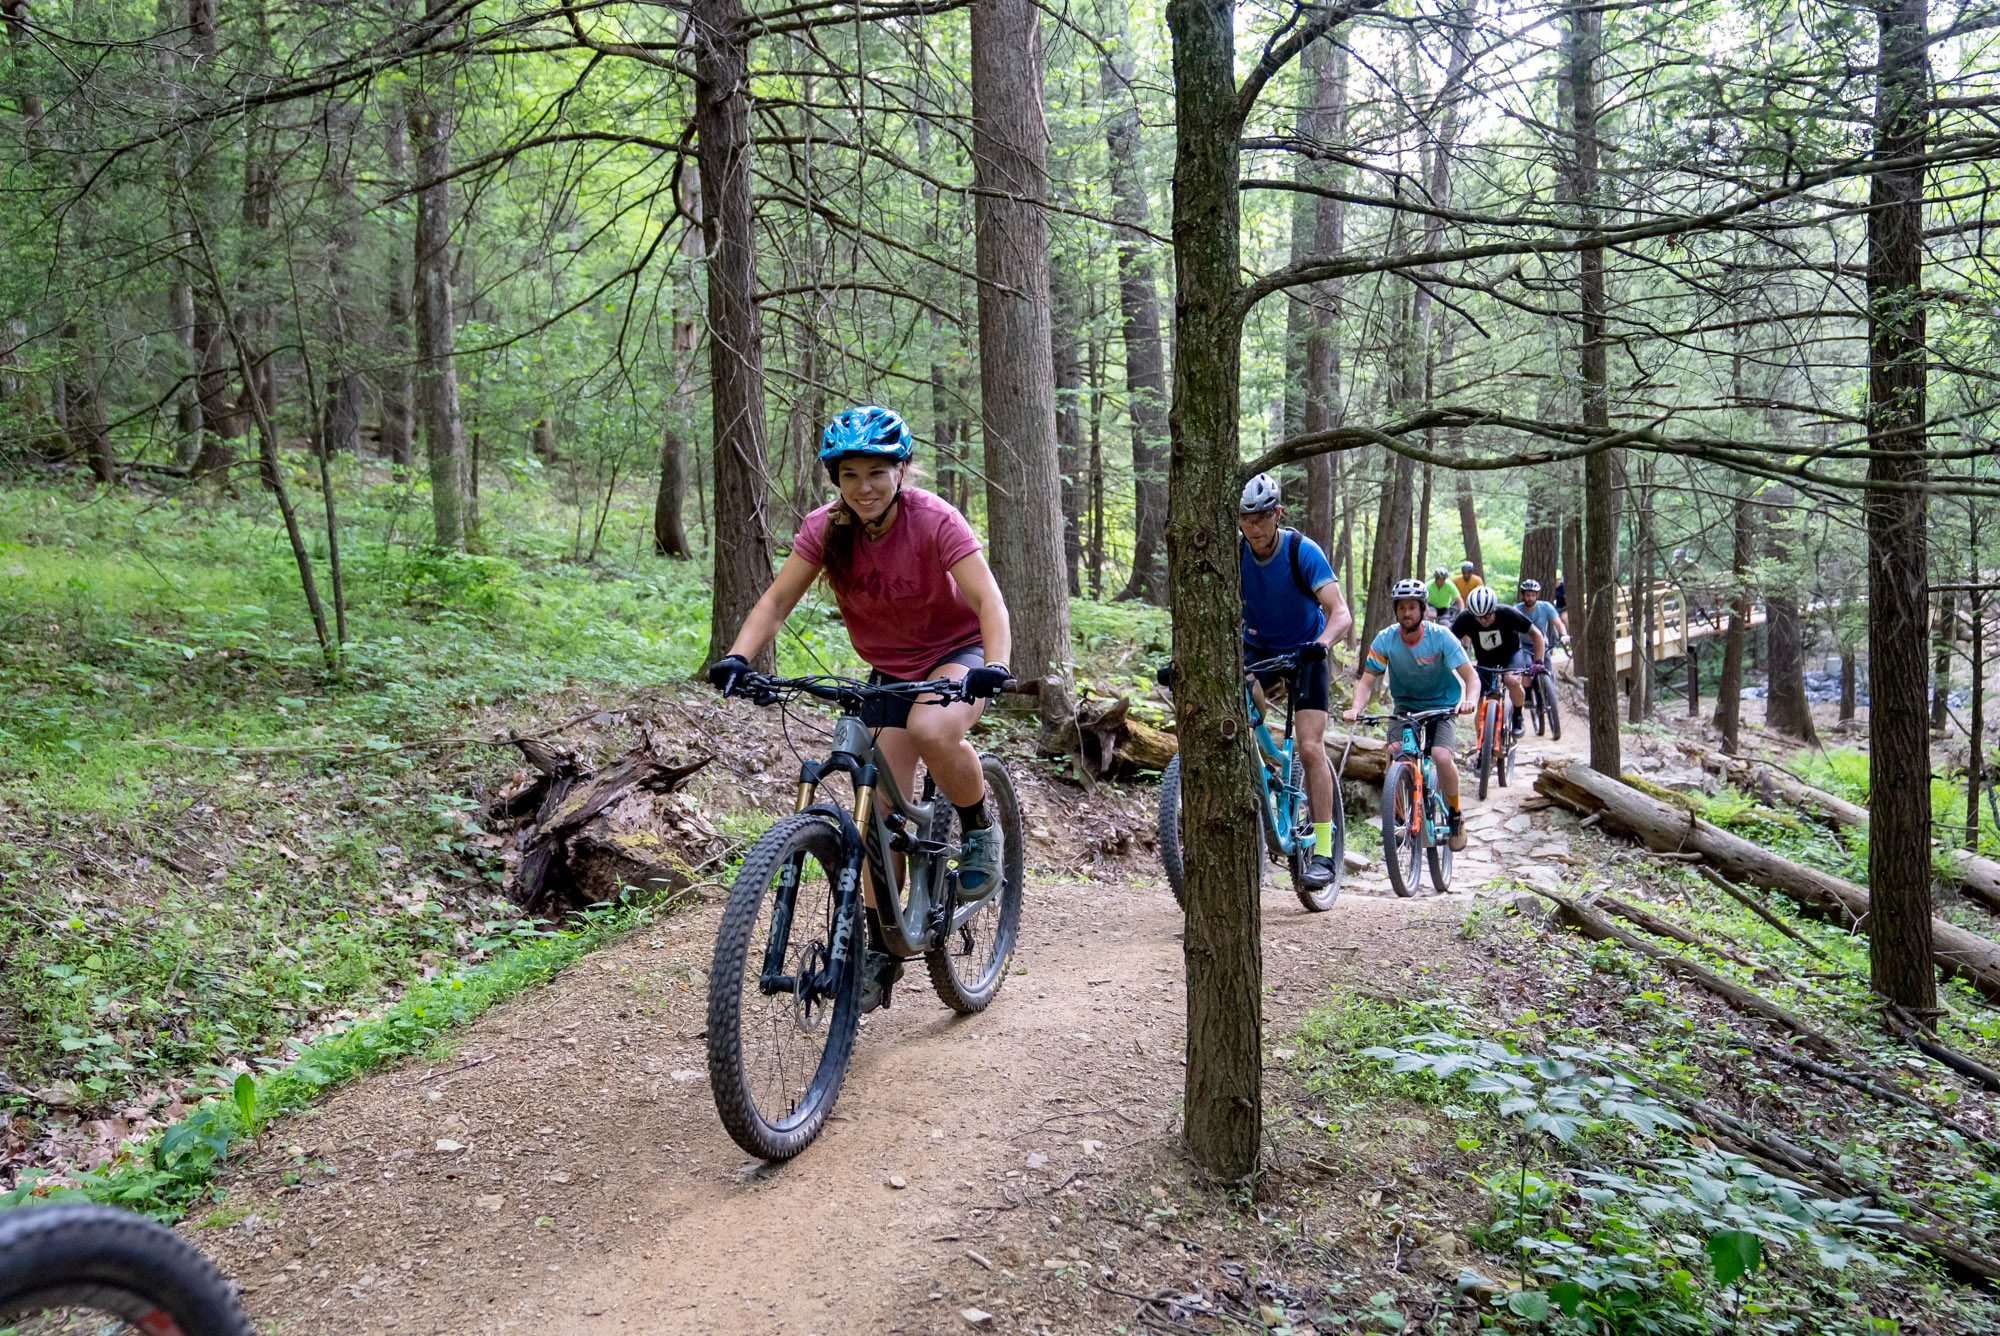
[707,671,1025,1160]
[1158,653,1344,913]
[1361,707,1459,898]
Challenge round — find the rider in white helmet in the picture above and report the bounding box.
[1344,576,1478,850]
[1233,472,1353,887]
[1453,584,1546,737]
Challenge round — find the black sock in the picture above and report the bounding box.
[955,798,992,831]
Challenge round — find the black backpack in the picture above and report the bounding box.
[1240,527,1318,602]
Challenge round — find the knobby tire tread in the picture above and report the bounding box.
[706,814,859,1161]
[926,755,1025,1013]
[1383,760,1420,899]
[0,1202,253,1336]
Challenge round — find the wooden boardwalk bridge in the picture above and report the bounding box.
[1609,580,1760,677]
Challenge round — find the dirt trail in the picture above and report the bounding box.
[191,719,1586,1335]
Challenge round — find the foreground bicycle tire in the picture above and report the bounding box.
[0,1202,252,1336]
[1541,674,1562,741]
[925,755,1025,1012]
[1158,755,1273,909]
[1294,757,1344,913]
[1476,706,1497,801]
[1381,760,1422,898]
[707,814,862,1161]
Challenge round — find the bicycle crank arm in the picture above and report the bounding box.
[946,879,1006,931]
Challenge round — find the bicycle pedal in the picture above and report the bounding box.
[860,951,904,1014]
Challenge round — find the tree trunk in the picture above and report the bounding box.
[380,110,415,469]
[972,0,1070,688]
[1361,458,1415,649]
[694,0,775,670]
[61,322,113,482]
[1567,0,1619,777]
[1932,598,1955,735]
[1455,472,1482,575]
[1865,0,1936,1014]
[1165,0,1266,1182]
[322,375,363,457]
[1520,502,1558,592]
[1627,466,1652,723]
[1840,647,1858,722]
[1053,270,1085,597]
[1301,42,1345,554]
[407,4,467,551]
[655,423,692,558]
[1714,480,1755,753]
[1763,489,1819,742]
[1970,592,1985,852]
[1099,0,1169,606]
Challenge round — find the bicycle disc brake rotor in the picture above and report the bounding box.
[790,939,832,1032]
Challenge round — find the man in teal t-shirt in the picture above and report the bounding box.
[1344,579,1479,849]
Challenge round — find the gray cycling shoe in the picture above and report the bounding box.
[1300,854,1337,888]
[957,825,1003,897]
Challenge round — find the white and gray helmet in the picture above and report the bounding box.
[1467,585,1498,616]
[1391,578,1428,603]
[1239,471,1282,514]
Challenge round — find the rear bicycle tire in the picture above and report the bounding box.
[0,1202,252,1336]
[1529,678,1548,736]
[707,813,862,1161]
[1542,675,1562,741]
[1382,760,1422,899]
[1295,753,1344,913]
[1476,707,1495,801]
[1158,754,1187,910]
[926,755,1025,1013]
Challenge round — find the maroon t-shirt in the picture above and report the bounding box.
[792,487,985,679]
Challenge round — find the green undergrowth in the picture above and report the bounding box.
[0,894,658,1220]
[1276,859,2000,1334]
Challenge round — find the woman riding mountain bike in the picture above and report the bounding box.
[708,404,1014,1009]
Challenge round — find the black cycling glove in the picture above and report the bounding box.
[1297,641,1329,665]
[1155,660,1176,688]
[707,654,750,695]
[963,662,1012,700]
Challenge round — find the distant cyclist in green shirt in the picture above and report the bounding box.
[1425,567,1459,622]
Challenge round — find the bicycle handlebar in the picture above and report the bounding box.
[725,671,1023,709]
[1244,652,1300,677]
[1354,707,1461,725]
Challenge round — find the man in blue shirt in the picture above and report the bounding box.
[1237,472,1354,887]
[1344,578,1479,849]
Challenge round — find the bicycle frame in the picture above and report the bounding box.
[1245,657,1304,857]
[791,703,997,960]
[1387,712,1451,847]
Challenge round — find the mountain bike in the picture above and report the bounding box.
[1523,652,1562,740]
[1158,653,1344,913]
[1472,666,1515,801]
[706,672,1025,1161]
[1362,708,1459,898]
[0,1201,252,1335]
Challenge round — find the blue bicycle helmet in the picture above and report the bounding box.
[818,405,913,475]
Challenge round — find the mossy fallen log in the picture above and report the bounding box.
[1534,759,2000,1002]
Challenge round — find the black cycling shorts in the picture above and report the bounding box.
[1249,649,1331,715]
[861,646,985,729]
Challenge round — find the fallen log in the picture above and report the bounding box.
[1327,732,1391,785]
[1073,697,1177,780]
[493,742,719,916]
[1672,739,2000,913]
[1535,759,2000,1002]
[1532,886,1835,1055]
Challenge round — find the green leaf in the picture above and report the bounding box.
[1549,1280,1584,1316]
[1708,1229,1762,1286]
[1506,1290,1550,1321]
[232,1072,258,1130]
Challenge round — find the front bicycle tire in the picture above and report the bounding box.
[1476,707,1496,801]
[1542,675,1563,741]
[1295,754,1343,913]
[1528,679,1548,736]
[1158,754,1187,909]
[926,755,1025,1013]
[707,813,862,1161]
[1382,760,1422,899]
[0,1202,252,1336]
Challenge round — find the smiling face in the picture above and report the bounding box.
[834,457,907,523]
[1237,506,1282,558]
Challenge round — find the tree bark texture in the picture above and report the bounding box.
[1762,491,1819,743]
[1714,479,1755,752]
[407,6,468,551]
[380,110,415,468]
[655,424,692,558]
[1053,269,1085,597]
[1567,0,1619,776]
[971,0,1070,683]
[1865,0,1936,1013]
[694,0,775,670]
[1299,41,1344,555]
[1165,0,1266,1182]
[1099,0,1169,606]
